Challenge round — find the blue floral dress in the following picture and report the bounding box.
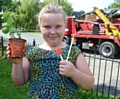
[25,45,81,99]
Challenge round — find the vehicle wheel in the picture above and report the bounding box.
[115,44,119,55]
[63,36,71,45]
[99,42,116,58]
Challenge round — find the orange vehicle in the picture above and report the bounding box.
[63,7,120,58]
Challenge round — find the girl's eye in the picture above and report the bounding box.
[56,25,61,28]
[44,26,50,29]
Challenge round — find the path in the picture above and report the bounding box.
[0,30,45,46]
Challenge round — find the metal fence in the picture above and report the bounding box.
[0,36,4,56]
[83,50,120,99]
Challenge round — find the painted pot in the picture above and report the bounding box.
[9,38,26,58]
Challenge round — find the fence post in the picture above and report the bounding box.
[58,0,60,5]
[1,36,4,56]
[33,39,36,46]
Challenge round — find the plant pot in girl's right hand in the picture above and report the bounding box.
[9,38,26,58]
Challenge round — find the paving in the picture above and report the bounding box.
[0,30,45,46]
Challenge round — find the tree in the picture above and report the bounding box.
[16,0,40,30]
[108,0,120,8]
[3,0,73,30]
[0,14,3,28]
[43,0,73,15]
[107,0,120,18]
[80,10,85,13]
[60,0,73,15]
[0,0,2,11]
[3,0,41,31]
[0,0,12,11]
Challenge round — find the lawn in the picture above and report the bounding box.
[0,58,120,99]
[0,59,28,99]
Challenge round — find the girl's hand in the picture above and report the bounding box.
[59,60,76,77]
[6,44,26,64]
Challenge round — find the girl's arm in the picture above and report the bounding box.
[60,53,94,90]
[70,53,94,90]
[12,57,30,86]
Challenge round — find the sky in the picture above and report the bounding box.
[67,0,115,12]
[40,0,115,12]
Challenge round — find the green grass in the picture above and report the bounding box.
[0,58,120,99]
[0,59,28,99]
[78,89,120,99]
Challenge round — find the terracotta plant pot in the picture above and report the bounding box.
[9,38,26,58]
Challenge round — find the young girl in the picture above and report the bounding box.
[6,3,94,99]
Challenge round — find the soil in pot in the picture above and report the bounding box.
[9,38,26,58]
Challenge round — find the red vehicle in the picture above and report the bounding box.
[63,7,120,58]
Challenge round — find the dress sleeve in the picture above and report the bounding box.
[68,46,81,65]
[24,46,34,61]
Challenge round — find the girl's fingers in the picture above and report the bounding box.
[6,43,11,50]
[6,50,10,54]
[7,54,10,58]
[6,46,11,51]
[6,50,11,57]
[6,44,11,57]
[23,46,26,52]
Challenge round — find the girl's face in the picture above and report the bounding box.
[40,13,65,47]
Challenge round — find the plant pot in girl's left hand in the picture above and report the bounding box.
[9,38,26,58]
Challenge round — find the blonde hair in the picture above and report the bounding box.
[38,3,66,24]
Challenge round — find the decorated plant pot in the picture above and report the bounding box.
[9,38,26,58]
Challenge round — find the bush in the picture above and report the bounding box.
[0,14,3,28]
